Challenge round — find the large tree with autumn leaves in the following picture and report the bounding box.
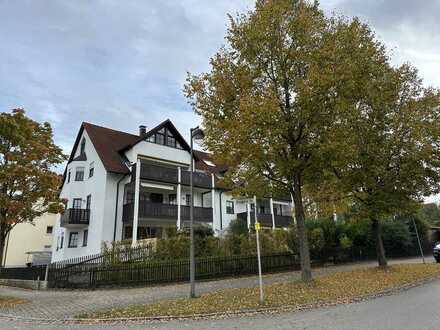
[185,0,440,279]
[0,109,66,266]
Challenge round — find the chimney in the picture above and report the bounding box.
[139,125,147,137]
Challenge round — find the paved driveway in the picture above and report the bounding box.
[0,256,431,320]
[0,269,439,329]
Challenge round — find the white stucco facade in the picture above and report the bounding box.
[2,213,56,267]
[51,121,293,262]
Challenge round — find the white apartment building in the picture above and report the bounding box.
[51,120,293,262]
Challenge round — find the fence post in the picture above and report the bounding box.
[91,269,96,289]
[44,264,49,281]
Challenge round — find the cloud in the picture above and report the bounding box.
[0,0,253,154]
[322,0,440,88]
[0,0,438,162]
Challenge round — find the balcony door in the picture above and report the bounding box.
[150,193,163,204]
[73,198,82,209]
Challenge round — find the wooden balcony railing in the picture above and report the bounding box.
[180,170,212,189]
[181,205,213,223]
[133,162,213,189]
[237,212,292,228]
[122,202,213,223]
[60,208,90,227]
[138,163,178,184]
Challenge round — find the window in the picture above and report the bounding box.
[124,226,133,239]
[67,170,71,183]
[80,138,86,155]
[83,230,88,247]
[73,198,82,209]
[150,193,163,203]
[155,132,165,145]
[60,233,64,249]
[146,127,184,150]
[46,226,53,234]
[185,194,191,206]
[226,201,234,214]
[86,195,91,210]
[44,244,51,249]
[68,232,79,248]
[75,167,85,181]
[56,236,59,251]
[169,194,177,205]
[125,191,135,204]
[259,206,265,214]
[166,130,176,148]
[89,162,94,178]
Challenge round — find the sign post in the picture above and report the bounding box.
[412,217,425,264]
[255,221,264,304]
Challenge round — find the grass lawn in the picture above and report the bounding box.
[79,263,440,319]
[0,296,28,308]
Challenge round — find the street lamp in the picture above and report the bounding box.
[189,126,204,298]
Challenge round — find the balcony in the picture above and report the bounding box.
[138,163,178,184]
[122,202,213,224]
[60,208,90,228]
[135,162,212,189]
[237,212,292,228]
[180,170,212,189]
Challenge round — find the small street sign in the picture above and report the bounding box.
[255,221,261,231]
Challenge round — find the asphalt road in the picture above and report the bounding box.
[1,278,440,330]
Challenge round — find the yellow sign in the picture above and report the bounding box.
[255,222,261,231]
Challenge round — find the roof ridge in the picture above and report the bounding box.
[82,122,140,138]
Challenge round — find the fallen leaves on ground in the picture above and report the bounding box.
[0,296,28,308]
[79,263,440,319]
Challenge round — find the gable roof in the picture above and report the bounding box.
[119,119,191,153]
[65,120,227,181]
[67,122,139,175]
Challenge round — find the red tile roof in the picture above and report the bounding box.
[82,122,140,174]
[67,121,227,176]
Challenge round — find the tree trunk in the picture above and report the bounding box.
[0,218,10,267]
[371,218,387,267]
[0,226,6,267]
[291,176,312,282]
[0,235,5,267]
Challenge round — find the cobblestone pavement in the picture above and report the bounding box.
[0,256,431,321]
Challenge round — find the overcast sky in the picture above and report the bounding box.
[1,0,439,156]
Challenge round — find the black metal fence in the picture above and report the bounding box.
[47,253,304,288]
[0,265,47,281]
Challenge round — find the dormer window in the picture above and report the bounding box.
[80,138,86,155]
[146,127,184,150]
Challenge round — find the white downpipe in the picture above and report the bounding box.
[177,167,181,230]
[247,200,251,230]
[211,173,216,231]
[132,158,141,247]
[270,198,275,230]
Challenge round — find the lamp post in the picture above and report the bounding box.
[190,126,204,298]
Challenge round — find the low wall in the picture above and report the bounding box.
[0,278,48,290]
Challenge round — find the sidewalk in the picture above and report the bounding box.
[0,256,430,320]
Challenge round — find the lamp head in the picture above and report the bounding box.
[191,127,205,141]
